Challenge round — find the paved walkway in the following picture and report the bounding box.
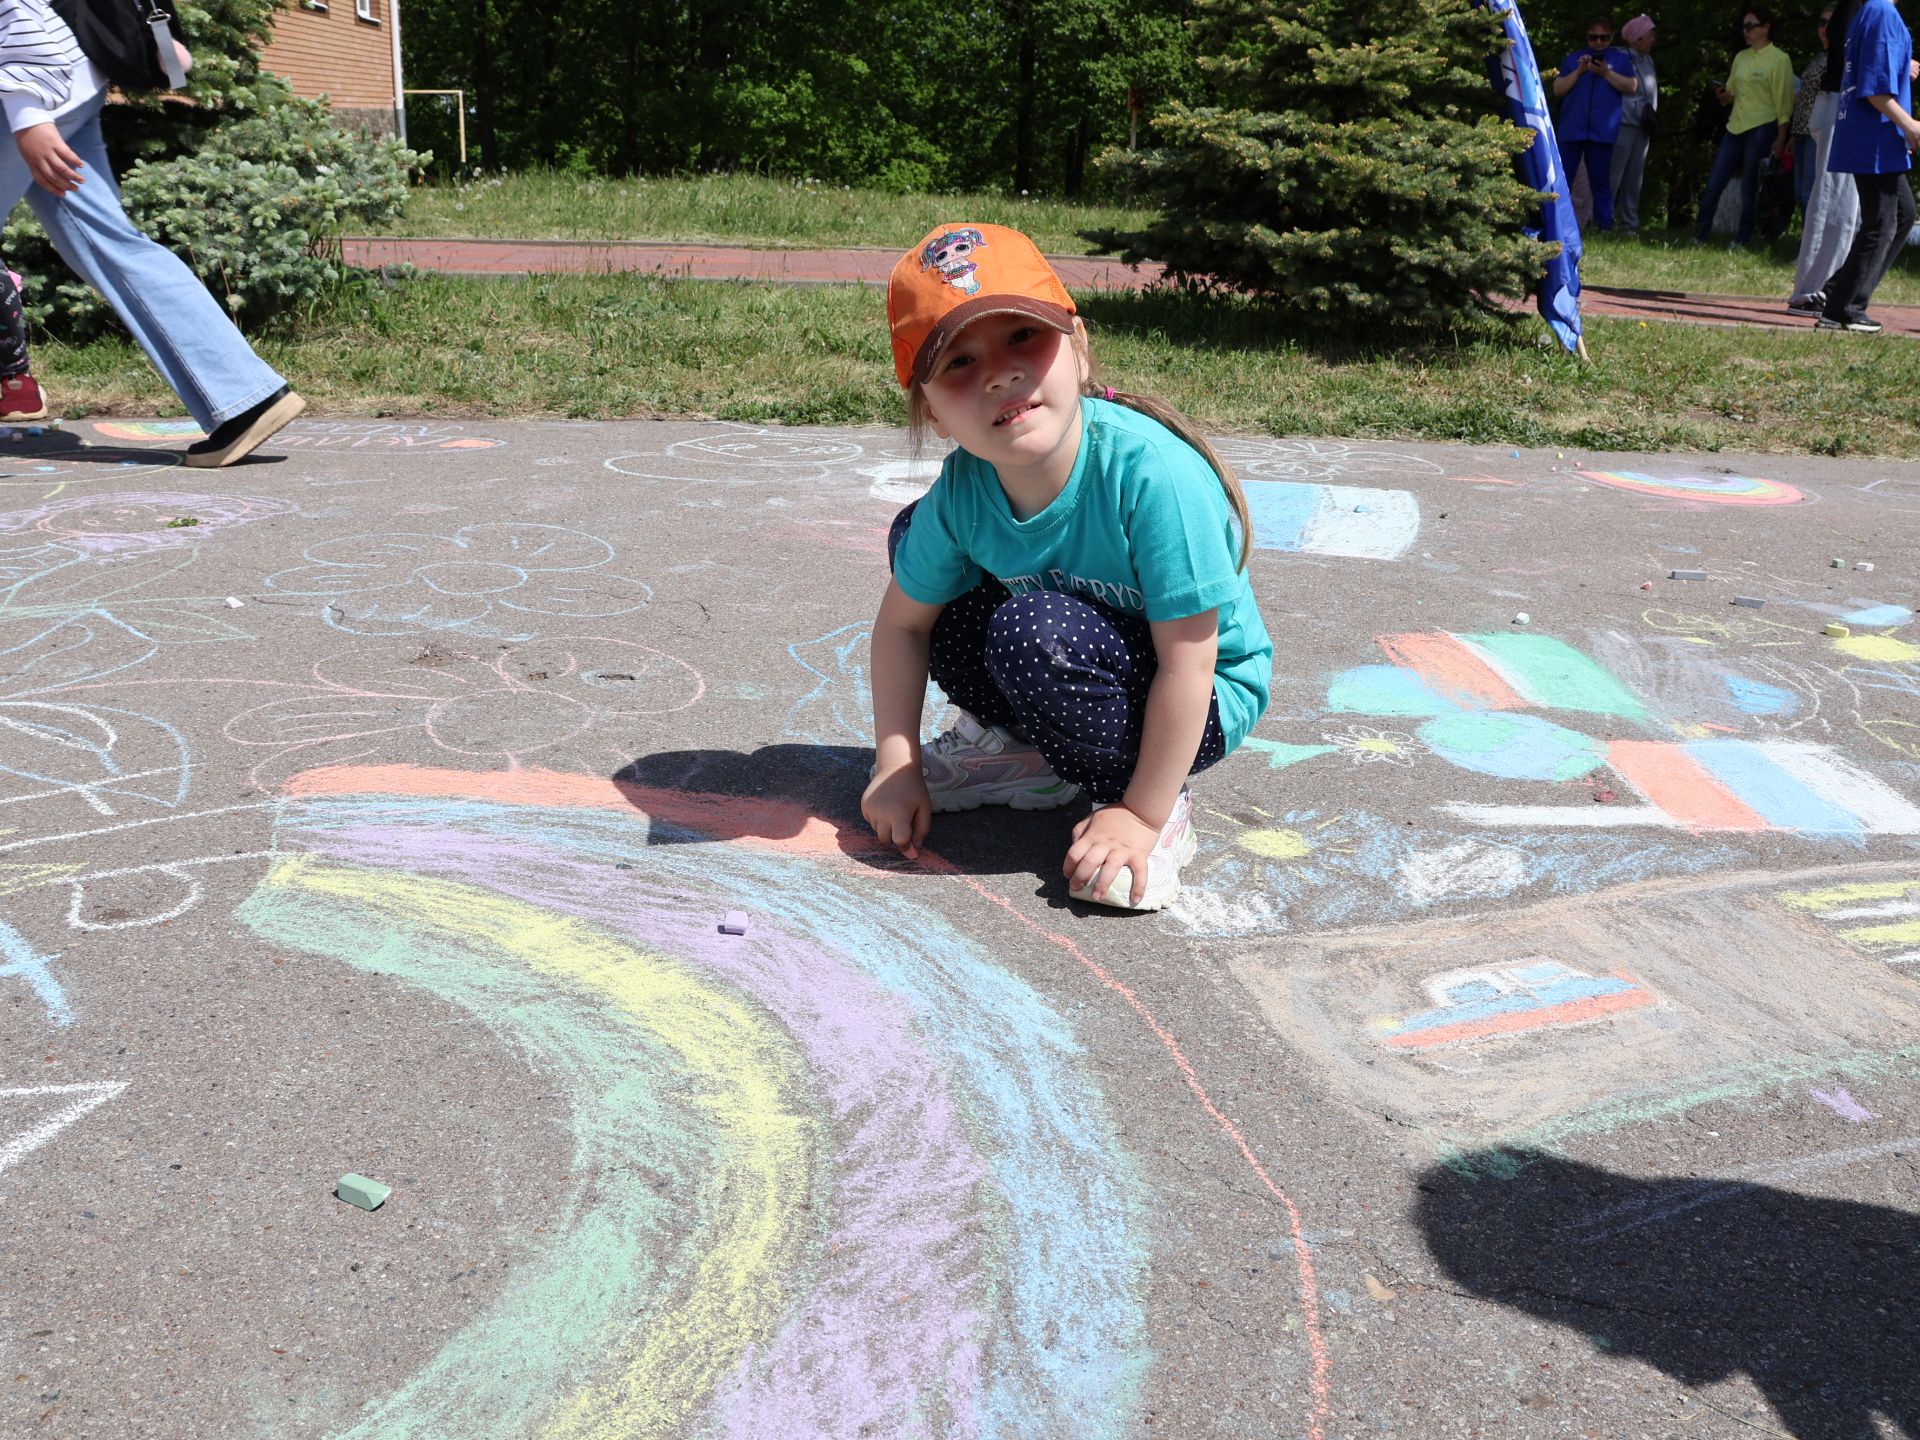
[342,235,1920,337]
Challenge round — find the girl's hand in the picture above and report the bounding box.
[16,123,84,195]
[862,763,932,859]
[1064,804,1159,906]
[173,41,194,74]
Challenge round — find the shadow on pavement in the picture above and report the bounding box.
[610,744,1073,880]
[1416,1150,1920,1440]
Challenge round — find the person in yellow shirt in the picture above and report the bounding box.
[1693,6,1797,245]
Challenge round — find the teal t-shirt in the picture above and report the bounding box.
[893,396,1273,751]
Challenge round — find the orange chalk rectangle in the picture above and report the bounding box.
[1375,633,1523,710]
[1606,741,1771,831]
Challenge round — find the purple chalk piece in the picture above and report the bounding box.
[1808,1086,1875,1124]
[718,910,749,936]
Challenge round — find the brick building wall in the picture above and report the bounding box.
[258,0,404,136]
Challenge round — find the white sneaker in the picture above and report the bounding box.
[1068,787,1196,911]
[919,711,1080,813]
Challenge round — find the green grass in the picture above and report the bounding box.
[1579,228,1920,306]
[377,171,1920,306]
[378,171,1136,255]
[40,272,1920,456]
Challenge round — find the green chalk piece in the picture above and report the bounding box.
[1823,623,1851,639]
[336,1173,392,1211]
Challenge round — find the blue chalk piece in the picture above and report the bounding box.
[26,426,42,436]
[1353,504,1371,513]
[336,1173,391,1211]
[1510,451,1521,458]
[719,910,748,936]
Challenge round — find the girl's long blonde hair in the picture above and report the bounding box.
[905,336,1254,573]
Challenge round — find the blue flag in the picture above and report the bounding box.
[1477,0,1584,353]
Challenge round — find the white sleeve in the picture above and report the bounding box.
[0,0,84,130]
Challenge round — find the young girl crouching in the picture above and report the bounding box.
[861,223,1273,911]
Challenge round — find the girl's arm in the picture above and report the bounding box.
[862,577,945,859]
[1063,610,1217,905]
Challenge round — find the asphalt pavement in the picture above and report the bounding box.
[2,415,1916,1439]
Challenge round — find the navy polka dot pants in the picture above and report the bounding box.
[0,268,28,380]
[890,501,1226,804]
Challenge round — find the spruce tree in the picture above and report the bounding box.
[1094,0,1556,330]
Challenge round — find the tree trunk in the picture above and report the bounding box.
[472,0,498,169]
[1064,111,1089,196]
[1013,8,1035,192]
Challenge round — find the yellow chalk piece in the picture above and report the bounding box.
[263,857,815,1440]
[1822,623,1851,638]
[1781,880,1920,911]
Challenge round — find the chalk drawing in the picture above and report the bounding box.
[263,524,653,640]
[1320,724,1423,766]
[236,765,1153,1439]
[0,701,190,818]
[1207,437,1445,484]
[1807,1086,1876,1122]
[224,640,704,786]
[0,1081,125,1176]
[605,426,867,492]
[1574,470,1807,506]
[1563,1133,1920,1242]
[1372,960,1656,1050]
[1242,481,1421,560]
[0,491,297,555]
[1778,877,1920,966]
[86,420,204,441]
[1396,838,1530,906]
[0,917,70,1026]
[257,420,508,454]
[1230,869,1920,1155]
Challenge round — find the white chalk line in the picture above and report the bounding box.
[1565,1133,1920,1244]
[0,802,274,854]
[0,1082,127,1176]
[0,764,188,818]
[57,851,276,932]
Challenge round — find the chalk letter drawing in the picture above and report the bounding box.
[0,1082,125,1176]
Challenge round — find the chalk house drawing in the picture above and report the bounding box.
[1231,867,1920,1156]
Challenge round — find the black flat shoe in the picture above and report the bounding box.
[184,388,306,468]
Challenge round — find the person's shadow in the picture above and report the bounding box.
[1416,1150,1920,1438]
[0,428,285,469]
[610,744,1076,883]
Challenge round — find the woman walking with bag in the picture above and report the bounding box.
[0,0,304,466]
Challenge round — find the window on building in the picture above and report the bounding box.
[355,0,377,19]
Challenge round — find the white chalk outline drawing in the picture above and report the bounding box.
[0,1082,126,1177]
[263,524,654,640]
[0,701,191,818]
[605,424,868,487]
[1207,437,1445,483]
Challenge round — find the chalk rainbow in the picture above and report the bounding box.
[239,763,1153,1438]
[1574,471,1805,506]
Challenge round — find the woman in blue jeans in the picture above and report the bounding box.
[0,0,304,466]
[1694,6,1797,246]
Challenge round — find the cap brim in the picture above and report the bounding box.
[911,296,1078,387]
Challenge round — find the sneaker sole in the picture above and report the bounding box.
[928,780,1081,814]
[1069,820,1199,912]
[0,404,47,421]
[184,391,307,468]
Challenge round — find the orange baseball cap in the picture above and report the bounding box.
[887,223,1077,389]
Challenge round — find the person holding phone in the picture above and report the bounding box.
[1693,7,1796,247]
[1553,15,1642,232]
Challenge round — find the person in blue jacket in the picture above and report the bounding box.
[1552,14,1643,231]
[1817,0,1920,331]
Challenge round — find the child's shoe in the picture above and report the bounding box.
[921,710,1080,813]
[1069,787,1196,912]
[0,374,47,421]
